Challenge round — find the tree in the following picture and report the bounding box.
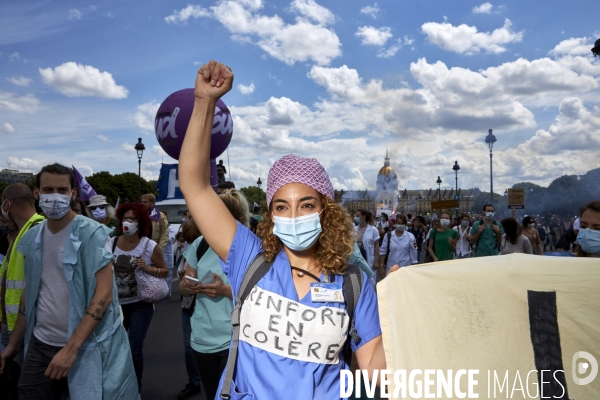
[86,171,156,205]
[239,186,267,210]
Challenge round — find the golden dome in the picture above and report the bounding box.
[378,166,393,175]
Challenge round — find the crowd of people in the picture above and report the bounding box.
[0,60,598,400]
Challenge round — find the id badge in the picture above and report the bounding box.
[310,282,344,303]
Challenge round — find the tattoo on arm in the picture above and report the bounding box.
[84,300,106,322]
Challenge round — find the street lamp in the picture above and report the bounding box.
[436,176,442,201]
[452,161,460,216]
[592,38,600,57]
[257,177,262,201]
[135,137,145,201]
[484,129,497,205]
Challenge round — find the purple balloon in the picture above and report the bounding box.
[155,88,233,160]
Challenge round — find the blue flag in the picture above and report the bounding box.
[156,164,184,201]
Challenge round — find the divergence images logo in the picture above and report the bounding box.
[572,351,598,386]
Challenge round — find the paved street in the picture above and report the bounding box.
[141,274,206,400]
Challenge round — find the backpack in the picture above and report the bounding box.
[219,254,364,399]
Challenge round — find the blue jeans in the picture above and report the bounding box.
[181,308,201,386]
[121,301,154,392]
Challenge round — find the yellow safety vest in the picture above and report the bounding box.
[0,213,45,331]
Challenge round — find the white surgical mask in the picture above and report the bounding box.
[1,199,11,222]
[461,220,469,227]
[122,221,138,236]
[529,223,536,228]
[354,217,361,225]
[485,211,495,220]
[396,224,406,231]
[440,219,450,227]
[39,193,72,220]
[273,212,323,251]
[91,207,107,221]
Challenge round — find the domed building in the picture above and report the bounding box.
[375,150,398,211]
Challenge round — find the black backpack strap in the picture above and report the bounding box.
[384,231,392,266]
[111,236,118,253]
[220,253,273,399]
[195,238,210,263]
[341,264,364,366]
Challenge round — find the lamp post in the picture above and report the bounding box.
[452,161,460,217]
[257,177,262,202]
[484,129,497,205]
[135,137,145,201]
[436,176,442,201]
[592,38,600,57]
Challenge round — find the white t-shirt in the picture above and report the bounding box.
[111,236,157,305]
[34,220,74,346]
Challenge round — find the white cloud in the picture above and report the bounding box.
[97,134,112,142]
[421,18,523,55]
[238,83,255,95]
[7,76,32,87]
[202,0,341,65]
[39,62,128,99]
[121,141,133,152]
[0,91,40,113]
[165,5,210,25]
[6,157,41,171]
[356,26,392,46]
[0,123,15,134]
[377,44,400,58]
[290,0,335,25]
[68,9,82,20]
[76,165,93,177]
[8,52,21,62]
[472,2,493,14]
[265,97,307,125]
[132,101,160,133]
[360,3,379,19]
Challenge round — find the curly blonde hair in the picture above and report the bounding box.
[256,195,355,275]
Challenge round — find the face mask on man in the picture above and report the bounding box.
[1,199,11,222]
[39,193,72,220]
[354,217,361,225]
[122,221,138,236]
[440,219,450,227]
[461,220,469,227]
[577,229,600,255]
[485,211,495,220]
[91,207,107,221]
[273,211,323,251]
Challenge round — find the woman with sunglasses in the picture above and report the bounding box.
[87,194,118,237]
[179,61,385,400]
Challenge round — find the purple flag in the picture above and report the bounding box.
[72,166,97,201]
[149,206,160,222]
[253,202,259,208]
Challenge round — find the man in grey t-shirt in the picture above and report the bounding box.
[0,163,137,399]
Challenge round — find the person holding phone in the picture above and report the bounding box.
[179,189,249,400]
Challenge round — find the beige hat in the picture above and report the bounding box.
[87,195,109,208]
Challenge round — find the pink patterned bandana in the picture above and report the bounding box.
[266,154,335,206]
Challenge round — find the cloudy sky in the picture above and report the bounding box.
[1,0,599,194]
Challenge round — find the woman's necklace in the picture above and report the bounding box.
[290,266,321,281]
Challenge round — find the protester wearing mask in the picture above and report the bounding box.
[180,189,249,400]
[499,217,533,255]
[86,195,118,237]
[427,213,458,262]
[141,193,169,251]
[469,204,503,257]
[355,210,380,272]
[0,183,45,366]
[378,214,418,275]
[0,164,137,398]
[112,202,169,392]
[576,201,600,258]
[408,216,427,262]
[179,61,385,400]
[453,214,472,259]
[521,216,543,255]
